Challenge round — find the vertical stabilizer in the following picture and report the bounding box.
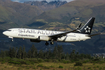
[79,17,95,34]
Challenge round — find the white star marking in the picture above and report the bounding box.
[84,26,91,33]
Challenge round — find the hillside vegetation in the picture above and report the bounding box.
[0,0,105,30]
[33,0,105,31]
[0,0,43,29]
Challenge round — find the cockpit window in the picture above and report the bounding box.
[7,29,11,31]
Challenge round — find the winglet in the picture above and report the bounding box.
[76,23,82,30]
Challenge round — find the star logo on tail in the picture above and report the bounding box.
[84,26,91,33]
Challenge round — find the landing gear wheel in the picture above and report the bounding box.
[12,38,13,41]
[45,41,49,46]
[50,39,54,45]
[50,42,54,45]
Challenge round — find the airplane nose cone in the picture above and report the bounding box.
[3,31,7,35]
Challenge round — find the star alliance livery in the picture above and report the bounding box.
[3,17,100,45]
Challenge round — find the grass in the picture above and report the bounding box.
[0,62,105,70]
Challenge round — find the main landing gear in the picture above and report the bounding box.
[50,39,54,45]
[45,41,49,46]
[45,41,54,46]
[50,41,54,45]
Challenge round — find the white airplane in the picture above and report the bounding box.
[3,17,100,45]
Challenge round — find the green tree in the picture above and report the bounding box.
[0,50,6,58]
[17,46,22,59]
[15,47,18,58]
[27,49,31,58]
[65,53,69,60]
[53,46,58,59]
[57,45,63,60]
[38,50,44,58]
[8,47,16,58]
[44,49,52,59]
[70,50,76,59]
[22,46,26,59]
[31,45,37,58]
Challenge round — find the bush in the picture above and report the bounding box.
[44,59,52,62]
[83,59,89,63]
[37,64,43,67]
[8,61,21,65]
[37,58,44,63]
[50,65,54,68]
[93,58,100,61]
[59,65,63,68]
[26,58,39,63]
[70,60,75,63]
[61,59,70,64]
[74,62,83,66]
[76,67,82,70]
[25,61,32,65]
[43,66,50,69]
[19,60,27,64]
[52,59,59,62]
[1,60,6,64]
[88,67,91,69]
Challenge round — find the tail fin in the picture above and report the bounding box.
[79,17,95,34]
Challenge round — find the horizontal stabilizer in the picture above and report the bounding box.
[89,33,105,37]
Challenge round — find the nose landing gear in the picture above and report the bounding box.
[8,36,13,41]
[12,38,13,41]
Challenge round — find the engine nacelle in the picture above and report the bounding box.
[38,36,50,41]
[30,39,41,43]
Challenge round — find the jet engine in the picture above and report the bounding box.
[38,36,50,41]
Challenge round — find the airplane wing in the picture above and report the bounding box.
[48,23,82,39]
[49,29,77,38]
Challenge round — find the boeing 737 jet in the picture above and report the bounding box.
[3,17,100,45]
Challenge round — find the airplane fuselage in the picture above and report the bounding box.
[3,28,91,42]
[2,17,98,45]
